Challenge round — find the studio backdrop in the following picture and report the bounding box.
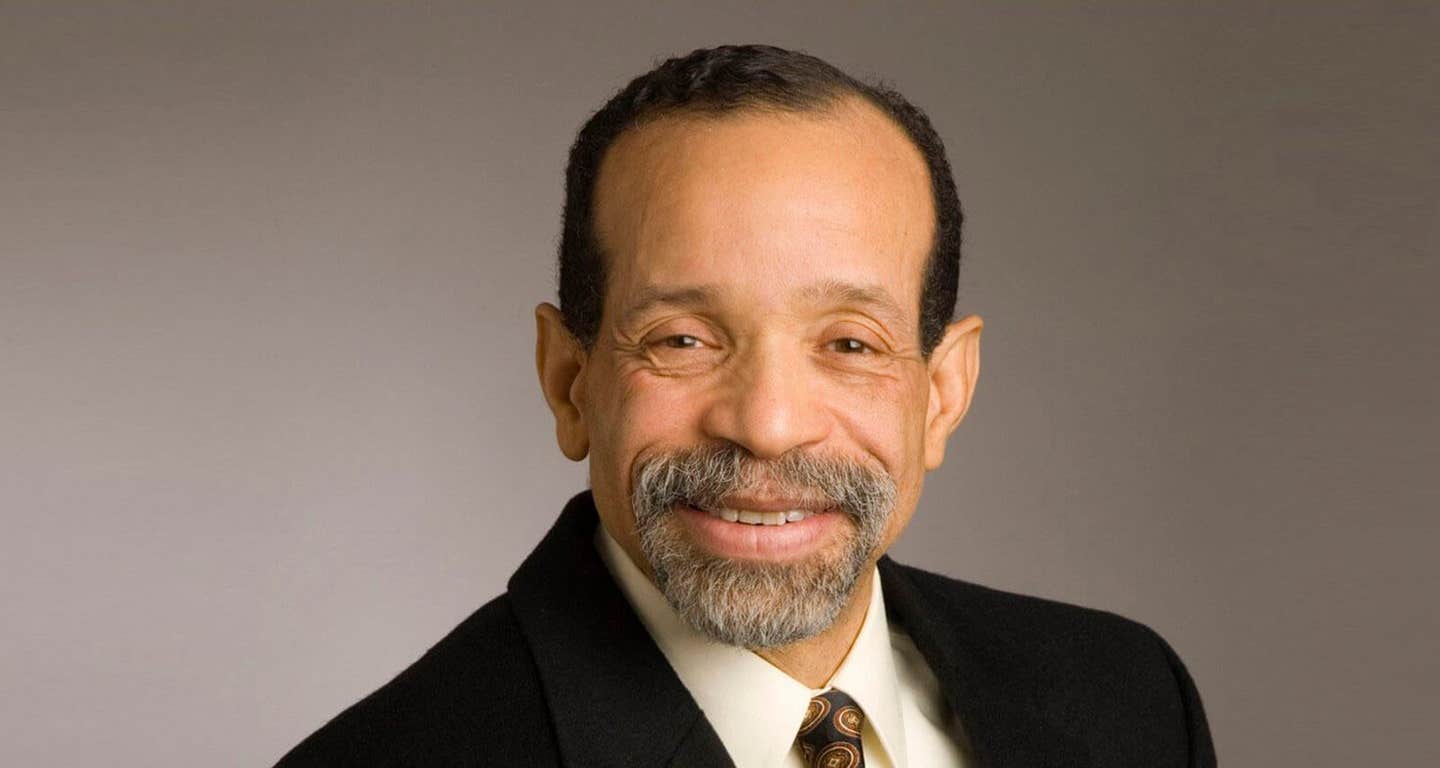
[3,2,1436,766]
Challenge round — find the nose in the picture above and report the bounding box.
[700,335,831,460]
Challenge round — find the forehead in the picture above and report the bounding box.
[592,98,934,317]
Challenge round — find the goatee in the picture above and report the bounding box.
[630,443,896,649]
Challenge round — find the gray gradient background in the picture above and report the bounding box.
[3,2,1436,766]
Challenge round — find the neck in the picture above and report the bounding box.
[752,567,875,688]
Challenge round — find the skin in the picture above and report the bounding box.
[536,96,983,687]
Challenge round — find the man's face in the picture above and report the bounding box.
[539,97,980,646]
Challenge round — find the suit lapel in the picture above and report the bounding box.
[878,557,1088,767]
[507,492,734,768]
[509,494,1088,767]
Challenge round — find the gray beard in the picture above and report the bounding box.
[630,444,896,649]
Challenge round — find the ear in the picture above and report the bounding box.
[923,314,983,470]
[535,303,590,461]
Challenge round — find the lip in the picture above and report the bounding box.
[708,495,831,513]
[674,503,845,562]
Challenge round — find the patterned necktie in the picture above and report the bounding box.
[795,688,866,768]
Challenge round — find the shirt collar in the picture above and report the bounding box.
[596,526,908,768]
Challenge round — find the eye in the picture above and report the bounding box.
[829,338,873,354]
[660,334,705,349]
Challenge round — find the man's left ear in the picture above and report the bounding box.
[923,314,983,470]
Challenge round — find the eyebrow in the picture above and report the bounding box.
[619,285,719,328]
[799,279,909,327]
[617,279,909,327]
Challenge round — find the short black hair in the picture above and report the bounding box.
[558,44,962,355]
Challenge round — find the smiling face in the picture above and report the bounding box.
[536,96,982,646]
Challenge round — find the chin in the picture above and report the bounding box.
[640,506,876,648]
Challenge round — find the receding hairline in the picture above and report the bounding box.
[614,91,913,152]
[590,93,936,257]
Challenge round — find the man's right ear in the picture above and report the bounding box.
[535,303,590,461]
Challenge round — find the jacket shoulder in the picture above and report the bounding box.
[886,560,1217,766]
[273,594,559,767]
[895,560,1165,648]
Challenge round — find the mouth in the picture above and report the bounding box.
[687,493,835,525]
[673,499,843,561]
[697,507,824,526]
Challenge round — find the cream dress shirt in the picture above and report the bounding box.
[596,527,972,768]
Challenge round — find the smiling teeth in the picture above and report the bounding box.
[707,508,814,525]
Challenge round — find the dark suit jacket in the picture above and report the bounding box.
[275,491,1216,767]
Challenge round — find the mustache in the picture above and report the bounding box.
[632,443,897,523]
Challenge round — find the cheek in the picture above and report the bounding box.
[825,368,929,479]
[824,371,929,549]
[622,370,708,431]
[597,369,710,476]
[585,367,712,553]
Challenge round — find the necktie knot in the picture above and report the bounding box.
[795,688,866,768]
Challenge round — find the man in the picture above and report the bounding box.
[277,44,1215,767]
